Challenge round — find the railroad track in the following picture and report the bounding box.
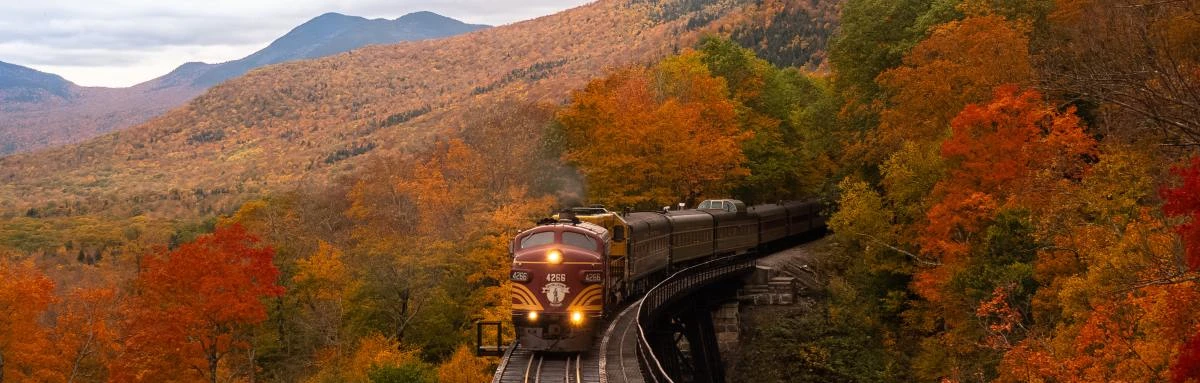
[493,345,601,383]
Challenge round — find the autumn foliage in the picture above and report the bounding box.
[822,0,1200,381]
[0,258,60,382]
[1164,158,1200,382]
[2,0,1200,381]
[557,52,749,208]
[940,86,1094,194]
[1176,332,1200,383]
[870,15,1035,163]
[1163,157,1200,271]
[112,224,282,383]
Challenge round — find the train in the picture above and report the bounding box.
[509,199,826,352]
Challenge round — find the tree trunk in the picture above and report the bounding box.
[396,288,410,342]
[276,297,288,353]
[209,351,219,383]
[248,339,256,383]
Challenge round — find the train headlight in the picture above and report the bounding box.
[570,311,583,325]
[528,311,538,322]
[547,249,562,264]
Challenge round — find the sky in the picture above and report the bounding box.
[0,0,592,88]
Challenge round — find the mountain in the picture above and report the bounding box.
[0,12,488,155]
[177,11,488,88]
[0,62,199,155]
[0,0,840,218]
[0,61,74,103]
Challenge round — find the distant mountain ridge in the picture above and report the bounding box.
[168,11,488,88]
[0,61,73,102]
[0,11,488,155]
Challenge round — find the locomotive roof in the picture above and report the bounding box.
[519,220,610,239]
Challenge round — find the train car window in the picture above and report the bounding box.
[613,226,626,242]
[520,232,555,249]
[562,232,598,250]
[724,201,736,212]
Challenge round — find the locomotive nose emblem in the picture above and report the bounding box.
[542,283,570,307]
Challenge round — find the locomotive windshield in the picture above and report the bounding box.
[520,232,555,249]
[561,232,599,250]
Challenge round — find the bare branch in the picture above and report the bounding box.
[851,232,942,266]
[1111,273,1200,294]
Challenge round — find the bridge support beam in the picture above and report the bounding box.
[648,300,726,383]
[637,256,755,383]
[684,306,724,383]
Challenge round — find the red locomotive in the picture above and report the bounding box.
[509,218,610,352]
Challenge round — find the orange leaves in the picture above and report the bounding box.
[871,15,1035,163]
[1016,204,1198,383]
[0,258,62,382]
[975,285,1023,350]
[112,224,282,382]
[994,341,1062,383]
[903,86,1100,379]
[0,258,122,382]
[921,191,997,263]
[1059,285,1200,382]
[557,51,749,208]
[294,241,352,301]
[54,286,120,382]
[347,139,491,247]
[1066,300,1153,381]
[303,332,422,383]
[140,224,282,325]
[916,85,1096,291]
[918,86,1095,264]
[941,86,1095,195]
[1162,156,1200,271]
[436,345,491,383]
[825,0,1200,380]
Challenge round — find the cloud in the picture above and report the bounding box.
[0,0,591,87]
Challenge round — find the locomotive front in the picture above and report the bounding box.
[510,221,609,352]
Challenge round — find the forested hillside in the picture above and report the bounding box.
[0,0,840,381]
[754,0,1200,381]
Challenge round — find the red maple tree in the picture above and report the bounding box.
[112,224,283,383]
[1164,157,1200,383]
[1174,332,1200,383]
[1162,156,1200,271]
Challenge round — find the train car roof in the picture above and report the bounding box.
[748,203,786,214]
